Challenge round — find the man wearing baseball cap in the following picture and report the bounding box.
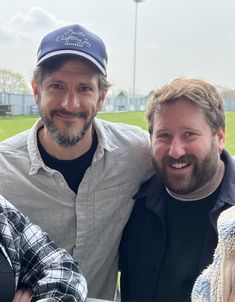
[0,24,153,300]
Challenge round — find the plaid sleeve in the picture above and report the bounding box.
[0,198,87,301]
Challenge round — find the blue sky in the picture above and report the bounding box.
[1,0,235,95]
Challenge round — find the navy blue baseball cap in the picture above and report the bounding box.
[37,24,108,76]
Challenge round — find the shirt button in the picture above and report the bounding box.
[59,181,65,188]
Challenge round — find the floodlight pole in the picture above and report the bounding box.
[132,0,145,102]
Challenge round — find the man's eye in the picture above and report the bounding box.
[50,83,64,89]
[184,132,196,138]
[156,133,171,141]
[79,86,92,92]
[157,133,170,138]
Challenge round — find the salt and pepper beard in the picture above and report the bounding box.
[39,107,97,147]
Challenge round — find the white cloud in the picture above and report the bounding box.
[0,7,69,80]
[0,7,69,51]
[1,0,235,93]
[9,7,65,30]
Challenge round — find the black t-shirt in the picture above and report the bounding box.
[38,132,98,194]
[154,187,220,302]
[0,248,15,301]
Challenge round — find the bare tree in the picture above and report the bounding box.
[0,68,30,94]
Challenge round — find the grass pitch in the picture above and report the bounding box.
[0,111,234,154]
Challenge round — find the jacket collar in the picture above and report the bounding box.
[216,149,235,206]
[134,173,166,214]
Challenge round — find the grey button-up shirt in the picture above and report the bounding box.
[0,117,153,300]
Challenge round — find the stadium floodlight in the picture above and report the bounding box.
[132,0,145,101]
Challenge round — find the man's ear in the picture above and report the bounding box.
[31,80,41,105]
[217,127,225,154]
[97,89,108,112]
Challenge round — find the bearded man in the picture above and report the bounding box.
[119,78,235,302]
[0,24,153,301]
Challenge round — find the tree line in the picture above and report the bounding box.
[0,68,30,95]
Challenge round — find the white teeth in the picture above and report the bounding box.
[171,162,188,169]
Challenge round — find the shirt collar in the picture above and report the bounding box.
[27,119,54,175]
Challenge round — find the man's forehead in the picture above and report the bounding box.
[43,61,99,82]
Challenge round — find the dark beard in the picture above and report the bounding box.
[152,141,219,194]
[40,108,97,147]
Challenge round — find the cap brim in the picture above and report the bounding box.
[37,49,106,75]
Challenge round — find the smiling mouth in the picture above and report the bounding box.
[166,155,194,170]
[54,111,87,119]
[170,162,190,169]
[57,113,78,119]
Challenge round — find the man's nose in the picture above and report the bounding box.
[168,137,186,159]
[61,90,81,111]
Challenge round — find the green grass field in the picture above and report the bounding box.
[0,111,234,154]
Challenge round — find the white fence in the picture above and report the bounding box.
[0,92,148,115]
[0,92,235,116]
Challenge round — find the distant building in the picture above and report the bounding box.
[103,90,129,112]
[0,92,36,115]
[0,90,234,116]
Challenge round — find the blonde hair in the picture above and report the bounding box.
[146,78,225,135]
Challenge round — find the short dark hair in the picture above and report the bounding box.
[33,55,111,92]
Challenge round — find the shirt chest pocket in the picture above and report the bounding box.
[94,182,137,228]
